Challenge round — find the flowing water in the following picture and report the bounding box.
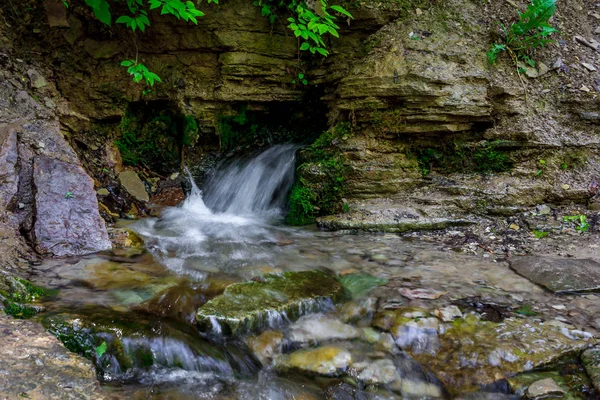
[28,145,600,399]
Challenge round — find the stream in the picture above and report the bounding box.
[27,145,599,399]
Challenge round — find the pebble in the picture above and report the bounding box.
[582,62,597,72]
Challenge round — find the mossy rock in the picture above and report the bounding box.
[41,308,232,375]
[0,275,54,319]
[196,270,346,335]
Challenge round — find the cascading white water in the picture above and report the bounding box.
[133,144,303,277]
[203,144,299,214]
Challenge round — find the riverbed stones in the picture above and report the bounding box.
[403,317,593,394]
[196,270,345,335]
[0,314,107,399]
[582,347,600,391]
[279,346,352,376]
[510,256,600,293]
[118,170,149,202]
[32,155,111,256]
[526,378,565,399]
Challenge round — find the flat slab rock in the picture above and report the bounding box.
[196,270,344,335]
[33,155,111,256]
[510,256,600,293]
[0,314,107,399]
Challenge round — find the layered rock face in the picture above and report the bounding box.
[3,0,599,229]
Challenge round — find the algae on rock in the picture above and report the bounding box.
[196,270,345,335]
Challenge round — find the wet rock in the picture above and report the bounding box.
[118,170,149,202]
[355,358,400,385]
[582,347,600,392]
[510,256,600,293]
[134,280,223,324]
[526,378,564,399]
[339,273,387,299]
[434,305,463,322]
[246,330,284,366]
[337,297,377,323]
[399,287,446,300]
[288,314,360,344]
[196,270,344,335]
[406,317,593,394]
[0,314,107,399]
[107,227,144,250]
[32,155,111,256]
[279,346,351,376]
[399,380,444,398]
[393,317,441,354]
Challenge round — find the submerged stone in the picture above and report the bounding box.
[288,314,359,344]
[510,256,600,293]
[338,273,388,299]
[246,330,284,366]
[278,346,351,376]
[196,270,345,335]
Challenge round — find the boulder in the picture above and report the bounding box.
[0,314,107,399]
[526,378,564,399]
[32,155,111,256]
[196,270,345,335]
[510,256,600,293]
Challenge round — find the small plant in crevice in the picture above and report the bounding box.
[487,0,558,74]
[532,230,548,239]
[563,215,590,233]
[414,140,513,176]
[535,159,546,176]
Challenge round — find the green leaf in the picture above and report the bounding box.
[96,341,107,358]
[316,47,328,56]
[299,42,310,51]
[329,4,353,18]
[120,60,135,67]
[298,73,304,79]
[115,15,132,24]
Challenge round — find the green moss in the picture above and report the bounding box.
[3,301,41,319]
[182,115,199,146]
[413,140,513,175]
[339,273,388,299]
[115,104,202,174]
[286,184,317,225]
[286,124,350,225]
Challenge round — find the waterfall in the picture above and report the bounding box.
[202,144,299,215]
[133,144,302,275]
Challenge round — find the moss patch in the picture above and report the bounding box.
[196,270,346,335]
[286,124,350,226]
[0,276,54,319]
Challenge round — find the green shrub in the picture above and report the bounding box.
[487,0,558,70]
